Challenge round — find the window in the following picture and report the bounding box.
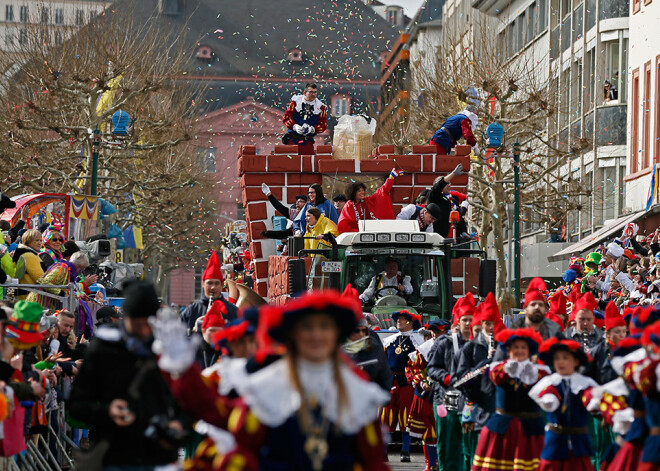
[5,31,13,47]
[19,6,27,22]
[550,25,560,59]
[633,0,640,13]
[573,59,582,121]
[195,147,217,173]
[573,3,583,42]
[5,5,13,22]
[331,95,351,117]
[518,11,526,48]
[585,49,595,110]
[54,8,63,25]
[54,30,62,46]
[40,7,48,24]
[655,55,660,163]
[561,15,571,51]
[631,68,640,173]
[75,10,84,26]
[643,61,651,169]
[18,28,26,45]
[538,0,548,33]
[586,0,596,29]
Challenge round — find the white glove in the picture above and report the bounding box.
[612,408,634,436]
[473,145,481,156]
[261,183,271,196]
[150,307,200,375]
[452,163,464,176]
[293,124,304,134]
[519,361,538,385]
[503,360,521,379]
[302,124,315,135]
[538,393,560,412]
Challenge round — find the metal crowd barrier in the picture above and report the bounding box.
[0,283,79,313]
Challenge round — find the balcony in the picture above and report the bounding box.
[600,0,628,20]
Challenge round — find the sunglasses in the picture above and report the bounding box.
[51,237,64,242]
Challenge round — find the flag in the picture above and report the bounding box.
[69,195,98,220]
[123,226,144,250]
[646,164,659,211]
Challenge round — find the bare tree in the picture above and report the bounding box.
[0,2,221,285]
[381,18,590,306]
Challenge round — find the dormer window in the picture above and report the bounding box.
[331,95,351,117]
[288,48,303,62]
[196,45,213,61]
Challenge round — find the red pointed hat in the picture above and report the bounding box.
[470,303,483,328]
[524,277,547,307]
[203,251,223,281]
[479,292,501,323]
[604,301,626,331]
[202,300,228,330]
[573,292,598,314]
[548,291,567,317]
[342,283,360,302]
[453,292,476,326]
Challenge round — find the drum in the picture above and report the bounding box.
[443,390,461,411]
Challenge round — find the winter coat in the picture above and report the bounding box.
[68,324,193,466]
[337,179,395,233]
[303,214,339,251]
[181,295,238,335]
[12,245,44,298]
[293,199,339,233]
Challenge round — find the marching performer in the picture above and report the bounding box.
[381,310,424,462]
[405,320,447,471]
[472,328,548,471]
[455,293,504,469]
[529,339,599,471]
[156,291,391,470]
[427,293,475,471]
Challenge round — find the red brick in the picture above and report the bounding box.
[285,187,310,204]
[240,145,256,155]
[241,174,286,187]
[455,145,472,156]
[254,261,269,280]
[316,145,333,154]
[241,155,267,173]
[435,156,471,173]
[255,281,268,298]
[377,145,395,154]
[251,241,263,260]
[287,174,323,186]
[412,144,437,154]
[391,186,428,204]
[273,145,299,154]
[246,202,268,221]
[249,221,267,240]
[268,155,302,172]
[243,187,281,208]
[386,155,424,172]
[301,156,313,173]
[423,155,435,172]
[414,173,469,186]
[317,159,357,174]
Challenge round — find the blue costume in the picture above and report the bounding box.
[430,111,478,154]
[282,95,328,146]
[293,199,338,233]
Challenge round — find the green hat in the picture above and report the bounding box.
[6,301,46,349]
[585,252,602,267]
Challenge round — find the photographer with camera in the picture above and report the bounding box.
[68,280,192,470]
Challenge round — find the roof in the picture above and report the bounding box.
[130,0,396,81]
[546,207,660,262]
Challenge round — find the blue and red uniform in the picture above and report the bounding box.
[282,94,328,154]
[430,112,477,155]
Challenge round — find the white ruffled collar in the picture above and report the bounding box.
[201,357,248,397]
[237,357,390,434]
[611,347,647,375]
[529,371,598,401]
[415,338,436,362]
[291,94,324,115]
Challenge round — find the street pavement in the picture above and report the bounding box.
[388,452,425,470]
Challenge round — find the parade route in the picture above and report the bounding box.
[388,453,425,470]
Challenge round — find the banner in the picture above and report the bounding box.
[646,164,660,211]
[69,195,99,220]
[123,225,144,250]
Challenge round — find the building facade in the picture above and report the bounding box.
[625,0,660,211]
[0,0,110,51]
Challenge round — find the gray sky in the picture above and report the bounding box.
[380,0,426,17]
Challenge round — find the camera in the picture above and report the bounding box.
[144,415,189,448]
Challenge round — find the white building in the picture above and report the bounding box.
[625,0,660,211]
[0,1,111,51]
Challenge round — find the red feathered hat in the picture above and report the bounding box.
[202,300,227,330]
[203,251,224,282]
[495,327,543,355]
[392,310,423,330]
[573,292,598,314]
[538,338,592,368]
[524,277,547,307]
[641,321,660,350]
[452,292,476,326]
[604,301,626,331]
[257,290,362,346]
